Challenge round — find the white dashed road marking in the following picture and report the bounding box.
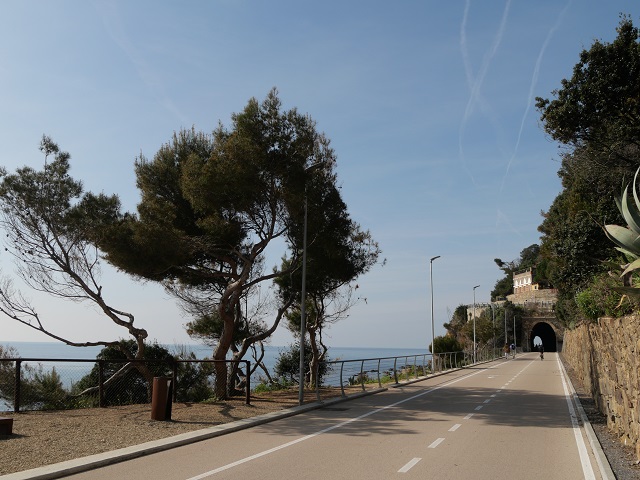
[398,458,421,473]
[428,438,445,449]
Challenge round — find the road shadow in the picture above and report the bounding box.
[251,356,582,438]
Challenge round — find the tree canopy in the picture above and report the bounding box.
[535,15,640,162]
[0,137,147,358]
[273,223,380,387]
[491,244,547,300]
[535,16,640,324]
[92,89,376,397]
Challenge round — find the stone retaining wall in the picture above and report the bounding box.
[563,316,640,458]
[507,288,558,303]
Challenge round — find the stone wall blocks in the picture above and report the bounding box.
[564,317,640,460]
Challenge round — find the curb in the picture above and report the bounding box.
[1,363,499,480]
[0,389,385,480]
[558,357,616,480]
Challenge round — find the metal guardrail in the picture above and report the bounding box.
[0,358,250,412]
[0,348,507,411]
[315,349,497,401]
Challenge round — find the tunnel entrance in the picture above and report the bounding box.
[530,322,557,352]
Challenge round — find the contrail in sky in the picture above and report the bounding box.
[500,0,572,192]
[460,1,472,87]
[459,0,512,186]
[496,208,520,237]
[94,2,188,125]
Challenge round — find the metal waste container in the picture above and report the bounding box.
[150,377,173,421]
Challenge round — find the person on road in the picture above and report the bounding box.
[539,344,544,360]
[503,343,509,359]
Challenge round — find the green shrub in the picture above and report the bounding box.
[74,340,175,406]
[431,335,463,354]
[171,347,216,403]
[252,380,293,393]
[575,273,634,320]
[274,340,330,385]
[0,346,76,411]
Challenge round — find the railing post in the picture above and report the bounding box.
[377,358,382,388]
[245,361,251,405]
[172,360,178,402]
[316,361,321,402]
[14,360,21,413]
[360,360,365,391]
[393,357,398,384]
[340,361,346,397]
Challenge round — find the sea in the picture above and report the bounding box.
[2,342,426,364]
[0,342,427,410]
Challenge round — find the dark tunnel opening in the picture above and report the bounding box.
[530,322,557,352]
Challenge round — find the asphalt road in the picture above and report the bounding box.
[63,353,607,480]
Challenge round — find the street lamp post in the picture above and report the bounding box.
[298,188,310,405]
[473,285,480,363]
[513,315,517,357]
[504,310,508,350]
[429,256,440,368]
[489,303,496,357]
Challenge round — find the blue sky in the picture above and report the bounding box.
[0,1,638,350]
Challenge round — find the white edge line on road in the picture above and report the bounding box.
[556,355,597,480]
[558,357,615,480]
[398,458,421,473]
[448,424,461,432]
[185,366,493,479]
[428,438,445,449]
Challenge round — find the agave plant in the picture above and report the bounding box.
[604,167,640,298]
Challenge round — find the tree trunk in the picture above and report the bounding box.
[308,326,320,388]
[213,303,235,399]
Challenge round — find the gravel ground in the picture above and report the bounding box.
[561,355,640,479]
[2,365,639,478]
[0,391,301,476]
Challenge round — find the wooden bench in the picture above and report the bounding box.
[0,417,13,435]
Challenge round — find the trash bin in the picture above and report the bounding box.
[0,417,13,435]
[151,377,173,421]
